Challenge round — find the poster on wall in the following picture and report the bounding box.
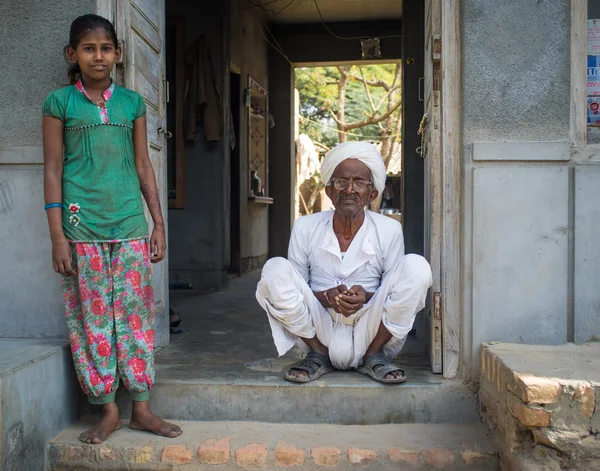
[588,20,600,126]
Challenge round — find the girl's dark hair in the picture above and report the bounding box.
[64,14,119,84]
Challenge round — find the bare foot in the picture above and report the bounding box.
[129,401,182,438]
[79,402,121,444]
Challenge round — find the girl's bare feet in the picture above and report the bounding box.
[79,402,121,444]
[129,400,182,438]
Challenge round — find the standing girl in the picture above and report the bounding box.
[42,14,182,444]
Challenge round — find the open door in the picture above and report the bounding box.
[115,0,169,347]
[422,0,443,374]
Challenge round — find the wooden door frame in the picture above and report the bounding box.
[439,0,461,378]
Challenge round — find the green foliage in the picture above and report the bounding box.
[295,63,401,151]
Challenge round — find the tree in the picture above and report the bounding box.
[295,63,402,170]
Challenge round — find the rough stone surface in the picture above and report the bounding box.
[388,448,420,464]
[235,443,268,467]
[311,447,342,467]
[275,441,305,467]
[348,448,377,464]
[199,437,230,465]
[481,343,600,471]
[161,445,192,464]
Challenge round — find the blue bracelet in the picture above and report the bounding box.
[44,203,64,211]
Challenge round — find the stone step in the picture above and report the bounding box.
[108,372,480,425]
[48,421,499,470]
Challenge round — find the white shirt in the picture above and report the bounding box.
[288,210,405,294]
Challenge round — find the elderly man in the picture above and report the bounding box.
[256,142,432,384]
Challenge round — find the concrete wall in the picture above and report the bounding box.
[166,0,230,289]
[0,0,95,337]
[231,1,270,270]
[462,0,600,377]
[0,340,78,471]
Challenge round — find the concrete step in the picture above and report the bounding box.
[0,338,78,471]
[48,420,499,470]
[109,370,480,425]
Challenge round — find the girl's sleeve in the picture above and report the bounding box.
[42,92,65,121]
[134,94,147,119]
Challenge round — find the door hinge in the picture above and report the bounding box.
[164,79,170,104]
[433,292,441,320]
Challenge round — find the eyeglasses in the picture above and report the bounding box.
[330,178,373,192]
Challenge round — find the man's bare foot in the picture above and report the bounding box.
[363,351,404,380]
[79,402,121,444]
[129,401,182,438]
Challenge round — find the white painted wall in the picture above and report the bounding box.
[462,0,600,377]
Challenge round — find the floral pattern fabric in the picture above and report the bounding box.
[75,79,115,124]
[62,239,155,403]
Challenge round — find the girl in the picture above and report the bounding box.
[42,14,182,444]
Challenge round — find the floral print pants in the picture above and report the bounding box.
[62,239,155,405]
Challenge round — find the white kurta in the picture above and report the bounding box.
[256,210,432,370]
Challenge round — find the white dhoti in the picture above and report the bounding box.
[255,254,433,370]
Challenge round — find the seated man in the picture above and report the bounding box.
[256,141,432,384]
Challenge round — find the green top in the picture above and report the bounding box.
[42,82,149,242]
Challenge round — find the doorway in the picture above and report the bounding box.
[229,70,242,275]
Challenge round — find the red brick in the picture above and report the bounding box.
[508,374,562,404]
[236,443,268,467]
[388,448,419,465]
[99,446,117,461]
[348,448,376,464]
[161,445,192,464]
[131,446,154,464]
[199,437,230,465]
[463,451,492,464]
[425,448,455,467]
[57,445,96,463]
[275,441,305,467]
[573,384,595,418]
[507,394,551,427]
[311,447,341,467]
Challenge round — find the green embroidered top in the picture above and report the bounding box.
[42,81,149,242]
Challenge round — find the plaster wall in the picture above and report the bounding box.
[462,0,600,377]
[231,1,269,267]
[166,0,229,289]
[0,340,78,471]
[0,0,94,337]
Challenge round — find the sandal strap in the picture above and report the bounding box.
[291,352,331,376]
[364,352,404,379]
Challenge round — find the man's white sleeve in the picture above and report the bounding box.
[382,223,406,276]
[287,221,310,283]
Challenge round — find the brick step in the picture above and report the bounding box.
[48,421,499,470]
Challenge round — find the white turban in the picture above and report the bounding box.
[321,141,387,194]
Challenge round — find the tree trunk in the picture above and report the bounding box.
[336,66,349,142]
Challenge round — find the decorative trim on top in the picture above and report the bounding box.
[64,122,134,131]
